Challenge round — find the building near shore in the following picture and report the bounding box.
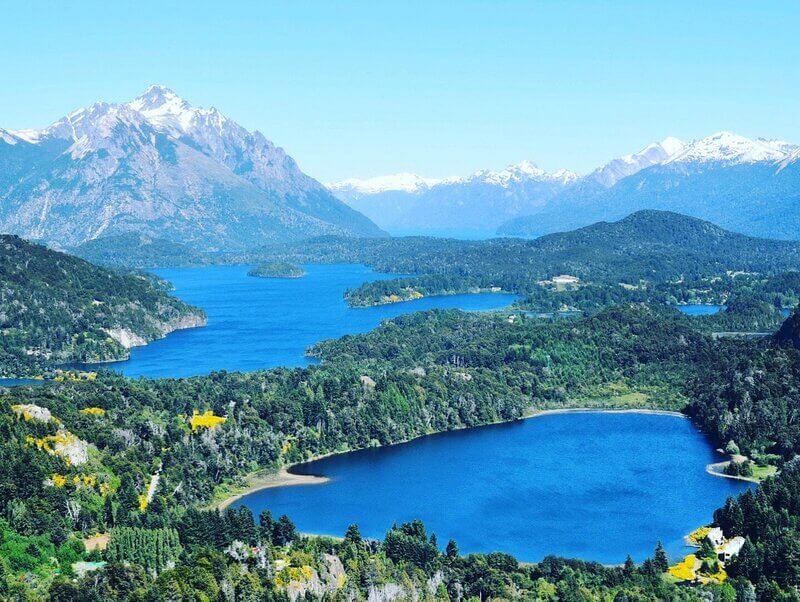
[707,527,724,547]
[719,536,745,562]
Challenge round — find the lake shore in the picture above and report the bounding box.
[212,405,688,510]
[213,468,331,511]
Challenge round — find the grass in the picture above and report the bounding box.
[751,464,779,481]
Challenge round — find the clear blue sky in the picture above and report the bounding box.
[1,1,798,181]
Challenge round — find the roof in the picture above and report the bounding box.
[721,536,745,555]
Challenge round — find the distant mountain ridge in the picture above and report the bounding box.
[329,160,581,236]
[329,132,800,239]
[0,86,384,250]
[500,131,800,239]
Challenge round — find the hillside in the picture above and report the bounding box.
[254,210,800,307]
[71,233,211,268]
[0,86,384,250]
[0,235,206,376]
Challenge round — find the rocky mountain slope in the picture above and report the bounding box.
[0,86,384,250]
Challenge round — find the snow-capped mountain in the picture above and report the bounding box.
[587,137,685,187]
[329,160,579,235]
[329,173,444,200]
[0,86,383,249]
[665,131,792,165]
[499,132,800,240]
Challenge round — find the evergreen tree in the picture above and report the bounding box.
[654,541,669,573]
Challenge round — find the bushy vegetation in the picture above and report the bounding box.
[0,235,205,376]
[5,211,800,599]
[251,211,800,310]
[248,262,306,279]
[3,301,800,598]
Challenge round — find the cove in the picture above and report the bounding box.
[231,411,751,564]
[97,264,519,379]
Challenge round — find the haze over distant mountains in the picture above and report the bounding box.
[329,132,800,240]
[0,86,384,250]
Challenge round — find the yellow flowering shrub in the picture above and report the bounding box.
[52,474,68,487]
[190,410,226,431]
[688,526,712,545]
[668,555,697,581]
[80,407,106,416]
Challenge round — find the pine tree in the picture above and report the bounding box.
[654,541,669,572]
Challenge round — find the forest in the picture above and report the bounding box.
[4,211,800,599]
[0,236,205,376]
[2,298,800,599]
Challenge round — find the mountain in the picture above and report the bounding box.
[326,139,686,236]
[0,86,384,250]
[261,210,800,286]
[329,160,579,236]
[0,235,206,376]
[584,137,685,187]
[499,132,800,239]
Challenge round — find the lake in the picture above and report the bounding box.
[676,304,724,316]
[231,411,751,564]
[96,264,519,379]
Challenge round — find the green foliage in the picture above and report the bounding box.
[248,261,306,279]
[0,235,204,376]
[106,527,182,575]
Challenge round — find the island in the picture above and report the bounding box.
[247,261,306,279]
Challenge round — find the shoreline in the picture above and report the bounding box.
[212,406,689,510]
[213,468,330,511]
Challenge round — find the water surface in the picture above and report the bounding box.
[233,412,750,563]
[677,304,724,316]
[99,264,518,378]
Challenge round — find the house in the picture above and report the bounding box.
[718,536,745,562]
[706,527,725,547]
[552,275,580,285]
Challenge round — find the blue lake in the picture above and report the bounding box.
[232,411,750,564]
[677,304,724,316]
[97,264,519,379]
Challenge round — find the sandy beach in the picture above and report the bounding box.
[213,468,330,511]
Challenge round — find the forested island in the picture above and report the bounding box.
[248,262,306,279]
[0,236,206,377]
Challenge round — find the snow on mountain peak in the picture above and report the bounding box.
[659,136,685,156]
[0,128,21,145]
[589,137,685,187]
[329,173,442,195]
[666,131,789,165]
[127,85,203,134]
[465,160,577,187]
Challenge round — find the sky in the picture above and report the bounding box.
[1,1,798,182]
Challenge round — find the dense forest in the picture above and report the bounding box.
[71,233,211,269]
[250,211,800,309]
[3,298,800,598]
[4,213,800,599]
[248,262,306,279]
[0,236,206,376]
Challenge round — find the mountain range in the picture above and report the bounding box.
[0,86,384,250]
[330,132,800,239]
